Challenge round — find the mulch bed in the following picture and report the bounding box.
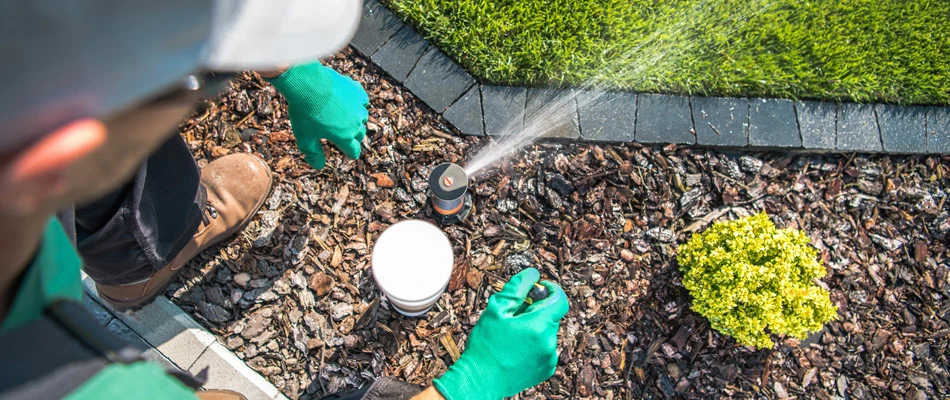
[168,47,950,399]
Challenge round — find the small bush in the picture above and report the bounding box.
[677,213,837,348]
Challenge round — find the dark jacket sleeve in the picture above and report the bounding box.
[320,378,424,400]
[361,378,424,400]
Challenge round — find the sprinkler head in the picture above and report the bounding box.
[528,283,549,303]
[427,163,472,225]
[516,283,551,314]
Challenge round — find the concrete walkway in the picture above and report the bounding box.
[80,274,287,400]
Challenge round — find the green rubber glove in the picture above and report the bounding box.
[267,61,369,169]
[434,268,569,400]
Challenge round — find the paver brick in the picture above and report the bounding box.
[112,296,216,370]
[928,107,950,153]
[749,98,800,148]
[350,0,404,56]
[693,97,748,147]
[443,85,483,136]
[481,85,526,136]
[405,47,475,113]
[796,101,836,150]
[577,91,636,142]
[81,294,114,326]
[81,275,284,399]
[190,343,284,400]
[876,104,928,153]
[369,26,428,83]
[636,94,694,144]
[837,103,882,152]
[106,319,182,372]
[525,88,580,139]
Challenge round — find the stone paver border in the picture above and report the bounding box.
[351,0,949,154]
[80,274,287,400]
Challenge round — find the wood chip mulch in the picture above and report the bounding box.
[168,47,950,400]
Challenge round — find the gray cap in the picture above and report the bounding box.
[0,0,360,151]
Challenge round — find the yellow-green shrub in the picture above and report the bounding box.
[677,213,837,348]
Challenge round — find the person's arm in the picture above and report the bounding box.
[314,270,565,400]
[429,268,570,400]
[410,387,445,400]
[0,119,107,323]
[0,215,46,321]
[261,61,370,170]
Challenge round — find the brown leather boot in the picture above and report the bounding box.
[96,153,272,311]
[195,390,248,400]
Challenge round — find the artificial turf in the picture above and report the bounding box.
[384,0,950,105]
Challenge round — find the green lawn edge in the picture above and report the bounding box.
[383,0,950,106]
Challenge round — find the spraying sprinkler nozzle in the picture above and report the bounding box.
[427,163,472,225]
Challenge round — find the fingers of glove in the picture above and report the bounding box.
[330,136,362,160]
[356,82,370,106]
[489,268,541,313]
[544,352,559,379]
[330,70,370,105]
[356,108,368,143]
[301,141,327,170]
[301,143,327,170]
[525,281,569,321]
[346,75,370,106]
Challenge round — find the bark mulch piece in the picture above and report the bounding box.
[169,47,950,399]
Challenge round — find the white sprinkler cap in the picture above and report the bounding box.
[371,220,454,316]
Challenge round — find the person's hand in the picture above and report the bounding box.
[433,268,569,400]
[266,61,369,170]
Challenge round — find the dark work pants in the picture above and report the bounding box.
[60,135,205,286]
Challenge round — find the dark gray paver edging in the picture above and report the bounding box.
[525,88,581,139]
[750,99,801,149]
[636,94,694,145]
[404,47,475,113]
[930,107,950,153]
[837,103,882,152]
[796,101,836,150]
[577,90,636,143]
[877,104,928,154]
[443,85,483,136]
[350,0,404,57]
[351,0,949,155]
[369,25,429,83]
[482,85,526,137]
[693,97,748,147]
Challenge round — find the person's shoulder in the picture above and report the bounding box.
[66,362,198,400]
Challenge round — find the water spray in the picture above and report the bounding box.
[427,163,472,225]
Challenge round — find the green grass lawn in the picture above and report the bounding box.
[384,0,950,105]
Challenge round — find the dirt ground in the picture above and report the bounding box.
[168,47,950,399]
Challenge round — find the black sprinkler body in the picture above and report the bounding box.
[516,283,550,314]
[427,163,472,225]
[528,283,549,303]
